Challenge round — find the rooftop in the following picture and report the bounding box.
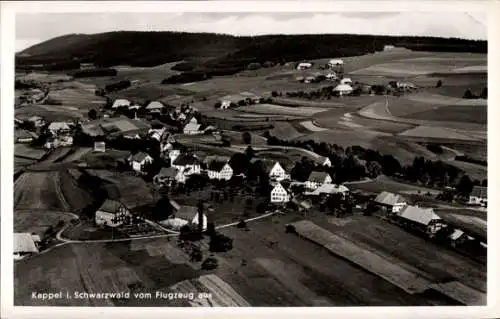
[175,205,199,220]
[396,205,441,226]
[308,171,331,183]
[98,199,125,213]
[374,191,406,206]
[470,186,487,199]
[14,233,39,254]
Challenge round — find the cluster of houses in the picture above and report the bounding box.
[373,190,487,250]
[14,115,75,149]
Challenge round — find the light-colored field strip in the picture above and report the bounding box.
[241,103,327,116]
[405,94,487,107]
[451,65,487,73]
[429,281,486,305]
[197,274,251,307]
[398,126,478,141]
[300,120,328,132]
[291,220,432,294]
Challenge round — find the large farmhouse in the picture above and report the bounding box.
[374,191,407,213]
[14,233,41,260]
[172,154,201,176]
[269,161,290,182]
[207,161,233,181]
[166,205,208,231]
[305,171,332,190]
[95,199,131,227]
[128,152,153,173]
[270,182,290,203]
[394,205,446,236]
[468,186,487,206]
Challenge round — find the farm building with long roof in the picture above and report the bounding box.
[395,205,446,235]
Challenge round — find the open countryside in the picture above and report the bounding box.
[13,28,487,307]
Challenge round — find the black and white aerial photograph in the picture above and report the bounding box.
[2,1,496,315]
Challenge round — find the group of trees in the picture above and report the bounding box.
[463,87,487,99]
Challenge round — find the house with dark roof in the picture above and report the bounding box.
[95,199,131,227]
[128,152,153,172]
[154,167,184,185]
[172,154,201,176]
[207,161,233,181]
[171,205,208,231]
[469,186,487,207]
[374,191,407,213]
[305,171,332,190]
[394,205,446,236]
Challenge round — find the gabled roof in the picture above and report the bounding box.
[14,233,39,253]
[112,99,131,108]
[98,199,125,213]
[309,183,349,195]
[374,191,406,206]
[156,167,179,178]
[396,205,441,226]
[449,229,465,241]
[334,84,353,92]
[175,205,199,220]
[183,123,201,132]
[48,122,70,131]
[208,161,229,172]
[470,186,487,199]
[203,155,230,165]
[173,154,199,166]
[146,101,164,110]
[130,152,151,162]
[271,183,287,193]
[308,171,330,183]
[169,199,181,211]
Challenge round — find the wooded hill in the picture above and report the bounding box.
[16,31,487,74]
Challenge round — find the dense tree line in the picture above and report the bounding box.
[17,31,486,76]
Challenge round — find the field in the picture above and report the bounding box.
[237,103,327,117]
[347,175,439,196]
[14,170,93,212]
[270,122,304,140]
[15,104,85,121]
[15,144,47,160]
[14,209,76,236]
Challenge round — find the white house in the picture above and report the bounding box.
[307,183,349,197]
[168,149,181,165]
[326,72,338,81]
[48,122,71,135]
[94,141,106,152]
[374,191,407,213]
[340,78,353,85]
[297,62,312,70]
[95,199,131,227]
[149,126,167,142]
[14,233,40,260]
[128,152,153,172]
[305,171,332,190]
[468,186,487,206]
[333,84,353,96]
[183,122,202,135]
[27,115,45,128]
[270,183,290,203]
[328,59,344,68]
[207,162,233,181]
[172,154,201,176]
[112,99,131,109]
[269,162,290,182]
[169,205,208,231]
[188,117,198,125]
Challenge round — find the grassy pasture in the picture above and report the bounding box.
[14,209,76,236]
[236,103,327,117]
[15,144,47,160]
[348,175,439,195]
[404,105,486,125]
[15,105,83,121]
[270,122,304,140]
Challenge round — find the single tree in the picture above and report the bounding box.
[242,131,252,145]
[436,80,443,88]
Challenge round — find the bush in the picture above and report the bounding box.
[285,224,297,234]
[162,72,210,84]
[201,257,218,270]
[105,80,131,92]
[436,80,443,88]
[237,220,247,229]
[171,61,196,72]
[209,234,233,252]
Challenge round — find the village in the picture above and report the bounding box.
[12,27,488,307]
